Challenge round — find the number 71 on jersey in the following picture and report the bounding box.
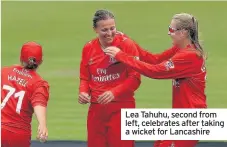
[1,85,26,114]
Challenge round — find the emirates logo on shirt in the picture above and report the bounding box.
[92,73,120,82]
[92,68,121,82]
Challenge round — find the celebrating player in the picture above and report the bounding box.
[79,10,141,147]
[104,13,207,147]
[1,42,50,147]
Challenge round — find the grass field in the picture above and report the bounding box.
[2,1,227,141]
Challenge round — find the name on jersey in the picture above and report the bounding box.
[92,68,120,82]
[13,68,32,79]
[8,75,28,87]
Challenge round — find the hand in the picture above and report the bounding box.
[104,46,121,58]
[79,92,90,104]
[116,31,124,35]
[97,91,115,104]
[36,125,48,143]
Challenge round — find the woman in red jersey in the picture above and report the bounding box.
[104,13,207,147]
[78,10,141,147]
[1,42,49,147]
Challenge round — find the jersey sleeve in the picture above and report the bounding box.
[136,44,179,64]
[111,39,141,97]
[115,50,200,79]
[115,32,178,64]
[79,43,91,94]
[30,80,50,107]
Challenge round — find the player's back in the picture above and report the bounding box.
[172,49,207,109]
[1,65,45,135]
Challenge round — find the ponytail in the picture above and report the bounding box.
[22,57,39,70]
[190,16,207,60]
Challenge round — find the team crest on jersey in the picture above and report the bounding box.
[109,56,117,63]
[165,60,174,71]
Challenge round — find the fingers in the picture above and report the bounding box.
[104,50,115,57]
[39,133,48,143]
[78,95,85,104]
[104,47,115,52]
[97,92,108,104]
[103,49,112,55]
[37,127,48,143]
[78,94,90,104]
[36,127,41,140]
[104,47,120,57]
[98,92,113,104]
[101,96,112,104]
[104,48,114,52]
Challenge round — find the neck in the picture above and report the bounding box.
[178,39,192,49]
[99,39,111,50]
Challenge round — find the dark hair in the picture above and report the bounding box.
[173,13,206,59]
[93,9,115,28]
[23,57,39,70]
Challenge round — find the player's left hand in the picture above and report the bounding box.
[104,46,121,57]
[97,91,115,104]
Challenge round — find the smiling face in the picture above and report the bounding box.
[94,18,117,46]
[92,10,116,47]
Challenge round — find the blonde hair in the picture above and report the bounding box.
[173,13,206,59]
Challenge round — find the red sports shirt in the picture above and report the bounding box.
[79,34,141,103]
[1,65,49,135]
[115,45,207,108]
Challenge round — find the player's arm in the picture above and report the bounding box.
[116,31,179,64]
[31,81,49,142]
[79,44,91,104]
[111,39,141,97]
[115,50,200,79]
[31,81,49,125]
[79,44,91,94]
[136,43,179,64]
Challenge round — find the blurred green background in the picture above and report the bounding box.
[2,1,227,140]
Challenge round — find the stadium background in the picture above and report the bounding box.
[2,1,227,146]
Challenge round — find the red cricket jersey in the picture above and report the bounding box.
[79,34,141,103]
[115,45,207,108]
[1,65,49,135]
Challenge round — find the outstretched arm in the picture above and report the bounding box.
[134,42,179,64]
[114,50,199,79]
[115,31,179,64]
[104,47,200,79]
